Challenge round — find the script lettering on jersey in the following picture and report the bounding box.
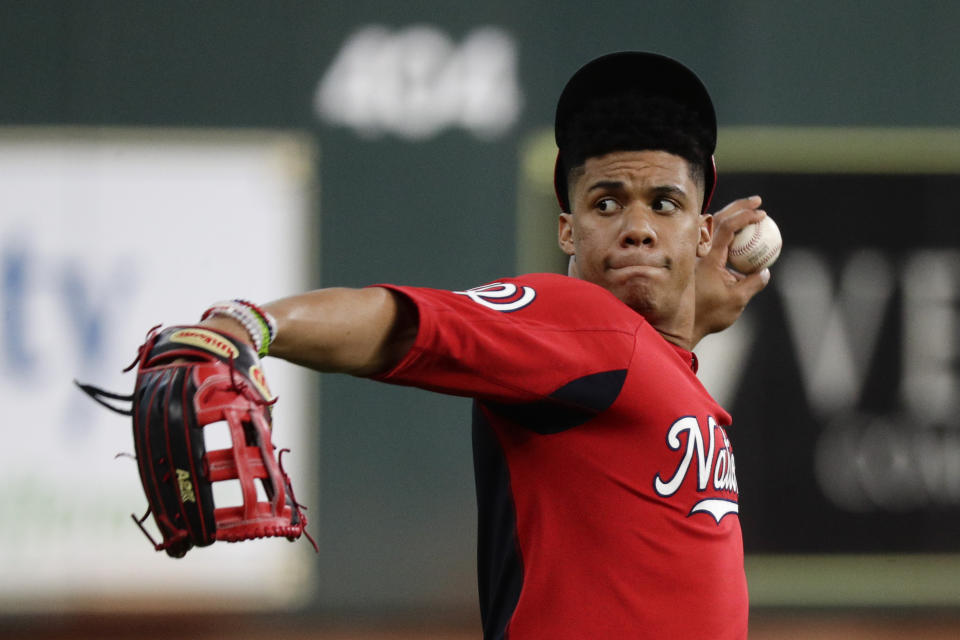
[454,282,536,312]
[653,415,739,523]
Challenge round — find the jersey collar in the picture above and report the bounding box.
[669,343,699,373]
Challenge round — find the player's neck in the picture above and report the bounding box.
[655,325,695,352]
[647,294,697,351]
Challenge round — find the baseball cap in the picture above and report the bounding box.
[553,51,718,213]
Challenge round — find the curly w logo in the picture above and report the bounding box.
[454,282,536,312]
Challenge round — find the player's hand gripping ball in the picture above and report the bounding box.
[76,325,317,558]
[727,215,782,274]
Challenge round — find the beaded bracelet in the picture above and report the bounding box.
[232,299,278,347]
[202,302,266,356]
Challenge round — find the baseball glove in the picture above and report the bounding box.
[76,325,316,558]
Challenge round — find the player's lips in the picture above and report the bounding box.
[606,257,670,271]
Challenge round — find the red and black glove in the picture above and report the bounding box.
[77,325,316,558]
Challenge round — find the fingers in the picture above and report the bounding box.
[733,268,771,304]
[710,194,761,219]
[710,196,768,250]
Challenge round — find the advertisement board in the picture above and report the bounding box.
[0,129,318,611]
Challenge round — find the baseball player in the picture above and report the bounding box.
[197,52,770,639]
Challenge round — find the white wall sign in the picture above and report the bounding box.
[0,129,318,612]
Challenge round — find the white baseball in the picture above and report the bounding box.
[728,215,782,274]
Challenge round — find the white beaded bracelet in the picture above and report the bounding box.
[232,299,277,348]
[201,302,265,355]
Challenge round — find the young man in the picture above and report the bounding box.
[203,52,769,639]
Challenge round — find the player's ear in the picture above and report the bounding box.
[558,212,576,256]
[696,213,713,258]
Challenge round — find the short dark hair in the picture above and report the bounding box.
[557,91,712,209]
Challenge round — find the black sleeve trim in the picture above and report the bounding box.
[482,369,628,434]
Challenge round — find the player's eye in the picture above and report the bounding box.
[595,197,621,214]
[651,198,678,213]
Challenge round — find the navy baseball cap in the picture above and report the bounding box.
[553,51,718,213]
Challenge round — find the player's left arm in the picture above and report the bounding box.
[692,195,772,347]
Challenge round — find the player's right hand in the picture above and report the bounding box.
[693,195,772,344]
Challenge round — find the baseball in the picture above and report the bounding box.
[728,215,782,274]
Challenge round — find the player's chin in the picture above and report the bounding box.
[610,279,661,313]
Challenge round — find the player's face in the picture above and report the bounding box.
[558,150,712,342]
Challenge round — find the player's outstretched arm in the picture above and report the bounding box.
[201,287,418,376]
[692,195,771,347]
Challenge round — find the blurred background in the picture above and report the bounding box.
[2,1,960,638]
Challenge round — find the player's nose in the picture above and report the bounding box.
[619,207,656,248]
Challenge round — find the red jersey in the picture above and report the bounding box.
[375,273,747,640]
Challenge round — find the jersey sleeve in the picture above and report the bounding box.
[371,273,640,403]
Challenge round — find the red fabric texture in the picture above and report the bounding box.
[375,273,747,639]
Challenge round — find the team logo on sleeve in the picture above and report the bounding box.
[454,282,536,312]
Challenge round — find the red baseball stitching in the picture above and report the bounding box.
[729,225,764,257]
[747,240,782,268]
[756,242,783,265]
